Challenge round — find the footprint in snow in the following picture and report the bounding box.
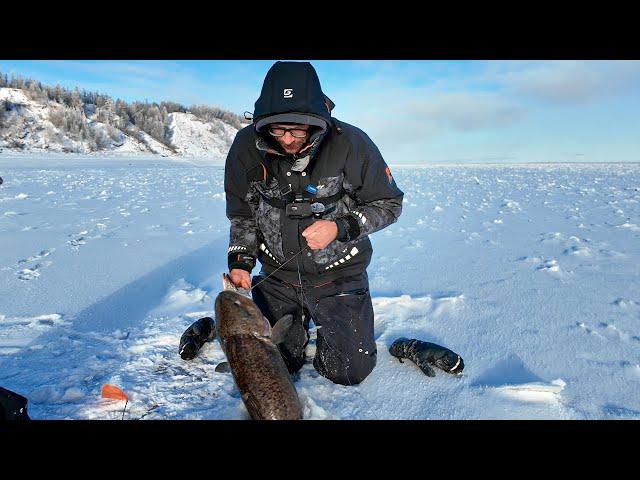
[613,298,640,315]
[18,248,55,265]
[563,245,593,257]
[535,259,567,278]
[67,230,91,250]
[68,237,87,249]
[539,232,565,243]
[17,262,51,281]
[517,255,542,263]
[576,321,640,344]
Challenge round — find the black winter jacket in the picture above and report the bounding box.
[224,62,403,284]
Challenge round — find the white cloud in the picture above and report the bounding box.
[333,84,527,150]
[491,60,640,104]
[41,60,192,81]
[405,92,527,131]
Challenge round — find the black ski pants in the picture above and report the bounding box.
[251,271,377,386]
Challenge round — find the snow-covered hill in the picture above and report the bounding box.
[0,87,239,160]
[167,112,238,158]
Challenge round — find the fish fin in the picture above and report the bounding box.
[271,314,294,344]
[215,361,231,373]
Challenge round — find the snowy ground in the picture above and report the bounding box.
[1,156,639,420]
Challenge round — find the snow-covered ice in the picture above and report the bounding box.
[1,157,639,419]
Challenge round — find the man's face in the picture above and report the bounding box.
[268,123,310,155]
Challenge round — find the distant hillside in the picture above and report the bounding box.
[0,72,249,158]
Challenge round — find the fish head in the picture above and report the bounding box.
[222,272,238,292]
[215,290,271,338]
[222,273,250,296]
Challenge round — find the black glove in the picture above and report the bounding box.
[179,317,216,360]
[389,338,464,377]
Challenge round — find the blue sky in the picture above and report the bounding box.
[1,60,639,163]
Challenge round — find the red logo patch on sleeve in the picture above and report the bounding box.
[385,166,393,183]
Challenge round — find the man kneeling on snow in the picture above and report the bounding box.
[224,61,403,386]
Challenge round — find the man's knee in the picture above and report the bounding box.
[272,314,309,374]
[313,349,377,386]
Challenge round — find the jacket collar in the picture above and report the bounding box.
[255,128,328,171]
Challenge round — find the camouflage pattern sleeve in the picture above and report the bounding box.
[225,129,259,272]
[227,216,258,273]
[339,196,403,241]
[336,129,404,242]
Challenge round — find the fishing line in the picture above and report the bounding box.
[249,246,310,292]
[245,242,380,419]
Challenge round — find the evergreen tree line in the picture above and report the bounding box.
[0,71,248,152]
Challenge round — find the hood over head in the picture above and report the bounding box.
[253,61,334,135]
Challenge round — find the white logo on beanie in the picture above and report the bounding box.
[284,88,293,98]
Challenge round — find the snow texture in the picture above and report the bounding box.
[1,158,639,419]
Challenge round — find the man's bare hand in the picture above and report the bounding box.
[230,269,251,290]
[301,220,338,250]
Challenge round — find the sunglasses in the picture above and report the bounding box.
[268,126,309,138]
